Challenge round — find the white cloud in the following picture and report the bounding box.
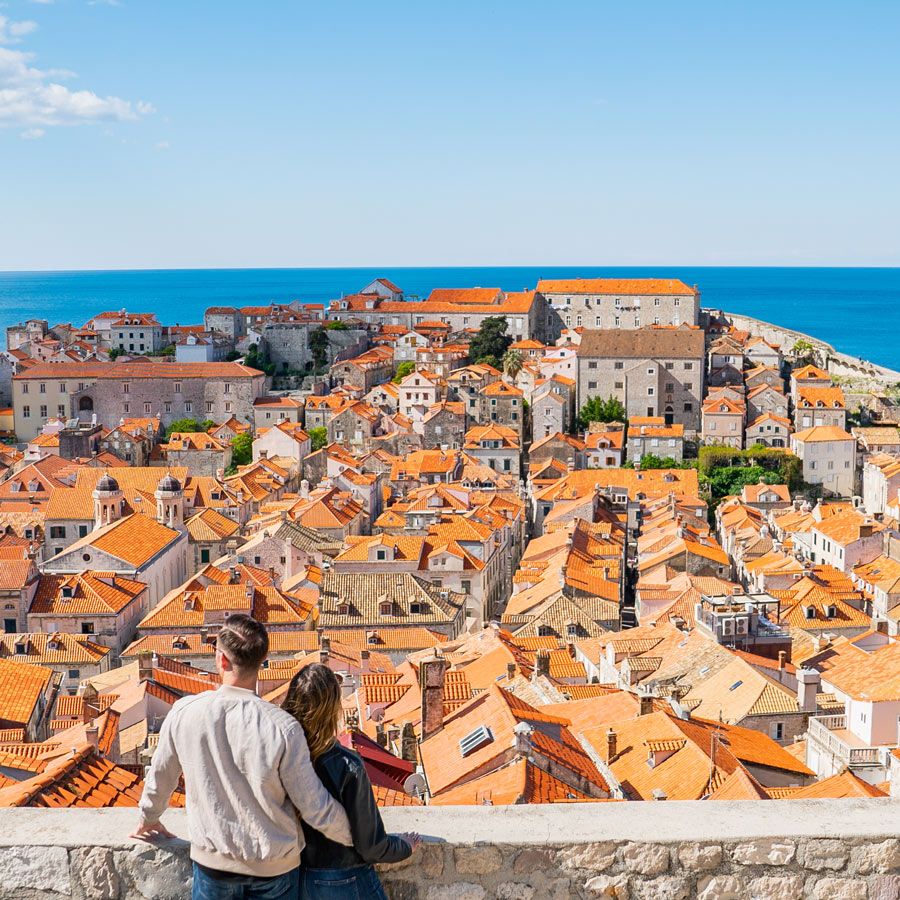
[0,16,39,43]
[155,139,169,150]
[0,20,153,128]
[28,0,55,6]
[20,126,44,138]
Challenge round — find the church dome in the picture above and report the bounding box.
[157,473,182,493]
[95,473,120,493]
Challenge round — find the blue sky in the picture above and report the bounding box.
[1,1,898,270]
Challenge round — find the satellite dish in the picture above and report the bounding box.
[403,772,427,798]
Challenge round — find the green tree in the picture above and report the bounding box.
[200,419,217,432]
[224,350,241,362]
[231,432,253,466]
[245,342,276,377]
[577,395,627,432]
[309,328,330,371]
[468,317,511,365]
[165,418,203,439]
[393,360,415,383]
[108,347,124,360]
[308,426,327,451]
[325,320,348,331]
[791,338,816,365]
[502,349,524,384]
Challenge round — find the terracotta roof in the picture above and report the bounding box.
[0,633,109,665]
[184,507,240,543]
[53,513,181,569]
[578,328,705,360]
[13,362,264,380]
[792,425,854,443]
[0,657,55,727]
[821,640,900,702]
[796,386,846,409]
[537,278,695,296]
[0,744,143,808]
[787,770,888,799]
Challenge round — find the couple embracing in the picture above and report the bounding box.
[133,614,419,899]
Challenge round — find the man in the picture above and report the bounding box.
[132,614,353,899]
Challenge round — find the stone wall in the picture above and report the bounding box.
[710,309,900,386]
[1,801,897,899]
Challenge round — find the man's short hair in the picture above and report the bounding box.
[217,614,269,672]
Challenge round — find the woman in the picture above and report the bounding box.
[283,664,420,899]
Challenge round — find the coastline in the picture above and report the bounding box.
[711,308,900,386]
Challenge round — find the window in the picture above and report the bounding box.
[49,526,66,539]
[654,298,661,306]
[58,405,66,417]
[684,362,693,370]
[185,402,193,413]
[647,388,655,396]
[21,384,28,394]
[588,381,597,390]
[123,383,130,394]
[165,402,172,413]
[614,316,620,326]
[595,316,602,326]
[634,317,640,326]
[376,550,387,561]
[224,383,231,394]
[206,402,213,413]
[674,298,681,307]
[68,669,80,681]
[614,381,624,389]
[654,317,660,325]
[666,383,674,392]
[81,622,95,635]
[174,382,182,394]
[123,403,130,413]
[684,403,692,412]
[225,402,232,413]
[144,402,152,414]
[614,361,624,370]
[39,383,46,394]
[40,405,47,418]
[587,361,597,370]
[200,548,210,563]
[78,525,88,537]
[22,406,30,418]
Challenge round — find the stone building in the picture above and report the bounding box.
[537,277,700,339]
[204,306,245,340]
[328,287,549,343]
[791,426,856,497]
[477,380,524,437]
[795,387,847,431]
[421,401,467,449]
[159,431,232,478]
[627,417,685,462]
[109,314,163,354]
[576,327,705,431]
[701,396,746,449]
[12,361,266,442]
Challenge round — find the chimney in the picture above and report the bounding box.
[419,652,448,740]
[268,565,276,583]
[138,651,154,683]
[534,649,551,680]
[84,725,100,749]
[229,565,238,584]
[400,722,418,763]
[513,721,533,758]
[606,728,617,761]
[319,632,331,657]
[778,650,786,672]
[359,649,370,672]
[638,692,653,716]
[507,661,517,681]
[797,668,821,713]
[259,449,268,460]
[375,722,387,748]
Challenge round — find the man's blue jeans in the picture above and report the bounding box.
[191,862,300,899]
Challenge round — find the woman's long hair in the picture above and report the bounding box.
[283,663,343,760]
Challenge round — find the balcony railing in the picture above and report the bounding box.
[807,715,882,768]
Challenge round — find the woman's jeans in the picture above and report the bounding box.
[300,864,387,900]
[192,863,299,899]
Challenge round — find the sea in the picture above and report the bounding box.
[1,266,899,371]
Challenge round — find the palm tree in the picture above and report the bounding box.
[502,349,524,385]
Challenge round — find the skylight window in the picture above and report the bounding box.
[729,680,743,691]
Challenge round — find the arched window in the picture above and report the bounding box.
[78,396,94,412]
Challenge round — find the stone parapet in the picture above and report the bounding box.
[0,801,897,899]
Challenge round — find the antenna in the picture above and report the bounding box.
[403,772,427,799]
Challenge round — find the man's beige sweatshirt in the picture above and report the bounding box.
[139,684,353,877]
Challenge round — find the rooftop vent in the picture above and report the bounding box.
[459,724,493,757]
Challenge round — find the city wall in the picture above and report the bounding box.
[1,801,897,899]
[711,309,900,386]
